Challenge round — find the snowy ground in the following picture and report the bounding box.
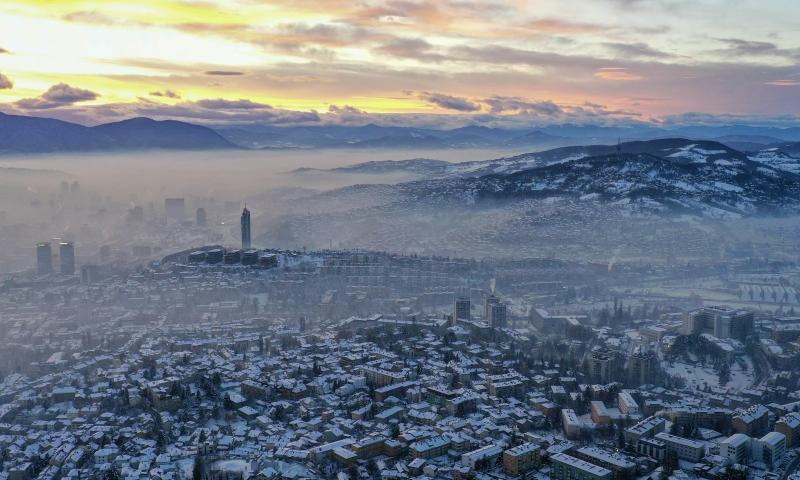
[661,356,756,392]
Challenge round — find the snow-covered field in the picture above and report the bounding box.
[662,356,755,392]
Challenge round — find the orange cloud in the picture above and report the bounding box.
[765,79,799,87]
[594,68,643,81]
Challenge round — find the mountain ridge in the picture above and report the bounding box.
[318,138,800,218]
[0,112,236,153]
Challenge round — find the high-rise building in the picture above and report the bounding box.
[454,296,470,321]
[241,206,251,249]
[627,349,657,386]
[196,207,207,227]
[588,347,623,384]
[484,295,507,327]
[484,294,500,318]
[36,242,52,274]
[59,241,75,275]
[685,306,754,341]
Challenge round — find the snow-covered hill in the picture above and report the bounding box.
[395,139,800,217]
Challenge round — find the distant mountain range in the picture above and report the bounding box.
[214,123,800,150]
[2,111,800,154]
[213,124,567,150]
[0,113,234,153]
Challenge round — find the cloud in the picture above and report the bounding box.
[149,90,180,98]
[328,104,368,115]
[715,38,800,61]
[43,83,100,103]
[419,92,481,112]
[127,99,321,125]
[766,80,799,87]
[528,18,608,34]
[594,67,643,81]
[62,10,119,25]
[15,83,100,110]
[0,72,12,90]
[374,38,446,62]
[325,104,374,125]
[195,98,271,109]
[718,38,780,56]
[204,70,245,76]
[483,97,563,115]
[603,42,674,59]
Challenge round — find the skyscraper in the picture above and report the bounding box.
[454,295,470,321]
[241,206,251,250]
[36,242,52,274]
[59,241,75,275]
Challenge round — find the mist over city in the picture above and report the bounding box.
[2,2,800,480]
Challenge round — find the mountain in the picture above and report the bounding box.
[91,117,235,150]
[0,112,116,153]
[385,139,800,217]
[712,134,785,152]
[349,132,450,149]
[293,159,451,176]
[0,113,236,153]
[213,124,568,149]
[775,142,800,157]
[666,125,800,142]
[749,147,800,174]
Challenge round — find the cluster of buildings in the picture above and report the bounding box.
[2,237,800,480]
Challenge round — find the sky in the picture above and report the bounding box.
[0,0,798,128]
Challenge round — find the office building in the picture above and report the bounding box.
[685,306,754,341]
[241,206,251,250]
[487,301,507,328]
[59,242,75,275]
[36,242,52,274]
[454,296,470,321]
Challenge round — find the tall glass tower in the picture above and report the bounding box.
[59,241,75,275]
[240,206,251,250]
[36,242,52,274]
